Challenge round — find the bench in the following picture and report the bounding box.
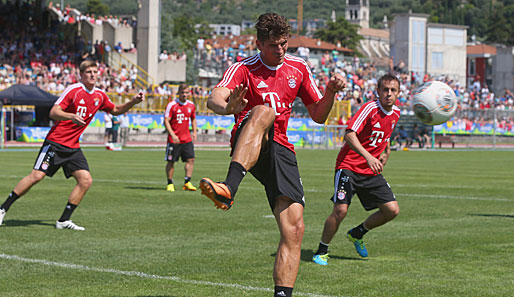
[434,134,455,148]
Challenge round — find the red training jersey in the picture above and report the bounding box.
[164,99,196,143]
[336,100,401,175]
[46,83,115,148]
[216,53,322,152]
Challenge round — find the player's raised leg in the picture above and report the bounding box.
[200,105,275,210]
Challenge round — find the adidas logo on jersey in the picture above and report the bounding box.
[373,122,382,128]
[257,81,268,88]
[79,99,85,104]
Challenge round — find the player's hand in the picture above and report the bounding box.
[327,73,346,93]
[366,156,383,174]
[133,92,145,104]
[171,135,180,143]
[71,114,86,126]
[225,84,248,115]
[379,153,389,166]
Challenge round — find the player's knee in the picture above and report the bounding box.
[28,171,46,184]
[291,220,305,241]
[250,105,275,125]
[385,205,399,220]
[79,175,93,189]
[332,207,347,222]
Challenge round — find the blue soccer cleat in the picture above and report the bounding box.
[347,230,368,258]
[312,254,329,265]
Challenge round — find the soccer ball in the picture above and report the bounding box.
[412,81,457,125]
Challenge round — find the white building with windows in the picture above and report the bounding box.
[390,13,467,85]
[209,24,241,36]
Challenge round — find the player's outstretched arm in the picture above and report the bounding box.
[111,92,145,115]
[207,85,248,115]
[50,105,86,126]
[306,74,346,123]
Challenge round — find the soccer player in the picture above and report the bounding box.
[312,73,401,265]
[164,83,197,192]
[0,60,144,231]
[198,13,346,297]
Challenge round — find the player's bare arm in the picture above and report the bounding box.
[164,117,180,143]
[191,117,198,142]
[49,105,87,126]
[306,74,346,123]
[207,85,248,115]
[379,141,391,166]
[345,130,384,174]
[111,92,145,115]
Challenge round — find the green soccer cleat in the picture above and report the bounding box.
[347,230,368,258]
[312,253,329,265]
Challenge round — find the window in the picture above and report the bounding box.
[431,52,443,69]
[445,29,464,46]
[468,59,475,75]
[428,28,443,44]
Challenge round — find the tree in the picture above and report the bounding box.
[485,7,509,45]
[314,17,362,54]
[86,0,109,16]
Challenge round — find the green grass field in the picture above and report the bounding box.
[0,148,513,297]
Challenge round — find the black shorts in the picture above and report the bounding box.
[331,169,396,211]
[33,140,89,178]
[164,141,195,162]
[232,114,304,210]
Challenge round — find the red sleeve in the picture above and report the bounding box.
[100,91,115,112]
[215,62,247,90]
[55,85,76,110]
[346,103,369,134]
[297,62,322,106]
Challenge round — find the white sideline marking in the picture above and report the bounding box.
[0,254,336,297]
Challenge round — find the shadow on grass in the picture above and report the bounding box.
[125,186,164,191]
[270,249,366,262]
[3,219,55,227]
[469,213,514,219]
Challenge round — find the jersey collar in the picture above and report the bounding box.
[80,83,96,94]
[376,99,394,115]
[258,53,283,71]
[175,99,187,106]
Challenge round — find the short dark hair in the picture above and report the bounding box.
[255,13,291,42]
[378,73,400,90]
[178,83,189,94]
[79,60,98,73]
